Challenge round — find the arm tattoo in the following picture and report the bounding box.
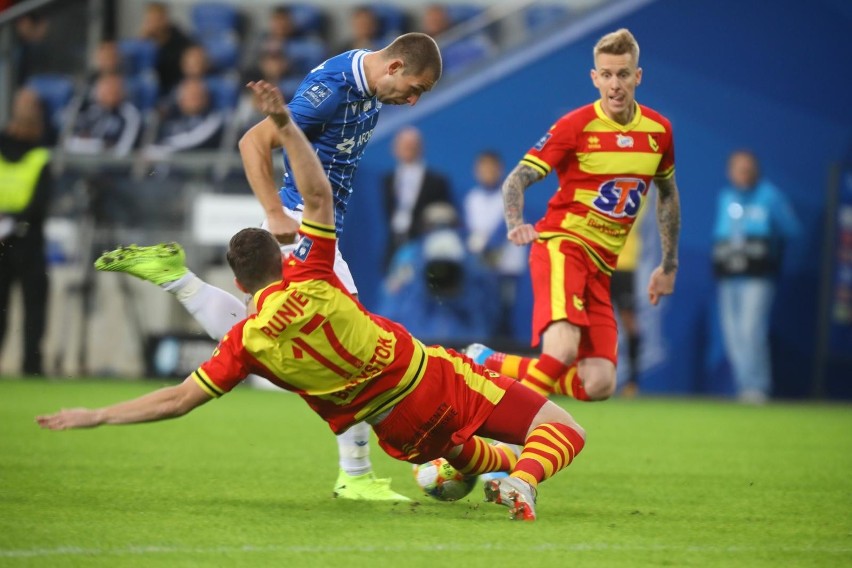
[655,175,681,274]
[502,164,543,231]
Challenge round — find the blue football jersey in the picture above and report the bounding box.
[280,50,382,234]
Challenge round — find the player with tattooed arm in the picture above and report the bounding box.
[467,28,681,401]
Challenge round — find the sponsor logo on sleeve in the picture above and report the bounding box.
[293,236,314,261]
[534,132,552,151]
[302,83,332,108]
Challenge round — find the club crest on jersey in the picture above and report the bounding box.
[534,133,552,151]
[303,83,332,108]
[362,100,372,112]
[648,134,660,152]
[293,236,314,261]
[616,134,634,148]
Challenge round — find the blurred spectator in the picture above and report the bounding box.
[22,75,72,147]
[421,4,452,37]
[64,73,141,158]
[712,150,801,404]
[242,6,325,77]
[146,78,223,157]
[87,40,126,83]
[179,44,213,81]
[12,11,49,85]
[14,6,89,84]
[240,44,299,95]
[379,203,497,341]
[233,47,300,151]
[335,6,383,53]
[463,150,526,337]
[0,88,52,376]
[382,126,453,267]
[242,6,298,71]
[139,2,191,97]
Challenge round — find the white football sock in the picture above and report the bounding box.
[337,421,372,476]
[162,272,245,341]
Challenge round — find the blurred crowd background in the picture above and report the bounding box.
[0,0,850,401]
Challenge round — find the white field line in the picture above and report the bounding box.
[1,543,850,558]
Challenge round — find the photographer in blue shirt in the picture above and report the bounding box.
[712,150,800,403]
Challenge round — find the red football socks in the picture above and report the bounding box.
[511,423,585,488]
[448,436,518,476]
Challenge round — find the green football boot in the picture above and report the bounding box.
[333,470,411,502]
[94,242,188,286]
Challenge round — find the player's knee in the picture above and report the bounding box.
[530,400,585,440]
[541,323,581,364]
[576,361,617,400]
[554,412,586,441]
[584,374,617,400]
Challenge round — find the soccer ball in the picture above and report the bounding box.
[412,458,478,501]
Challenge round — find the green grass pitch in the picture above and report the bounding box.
[1,378,850,567]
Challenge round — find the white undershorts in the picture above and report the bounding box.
[261,206,358,295]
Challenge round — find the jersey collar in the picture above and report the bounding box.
[254,279,286,312]
[593,100,642,132]
[351,50,374,97]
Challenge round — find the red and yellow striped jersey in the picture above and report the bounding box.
[193,220,427,433]
[521,100,675,274]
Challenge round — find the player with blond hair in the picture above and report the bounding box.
[468,28,681,401]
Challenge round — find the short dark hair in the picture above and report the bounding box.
[384,32,442,80]
[226,228,283,293]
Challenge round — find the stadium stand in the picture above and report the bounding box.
[24,73,76,132]
[285,38,328,75]
[525,4,572,32]
[117,38,158,76]
[203,75,239,113]
[189,2,240,38]
[199,34,240,74]
[370,4,409,38]
[286,4,328,39]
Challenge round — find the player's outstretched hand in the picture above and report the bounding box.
[266,212,300,245]
[36,408,101,430]
[647,266,676,306]
[507,224,539,245]
[247,80,290,129]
